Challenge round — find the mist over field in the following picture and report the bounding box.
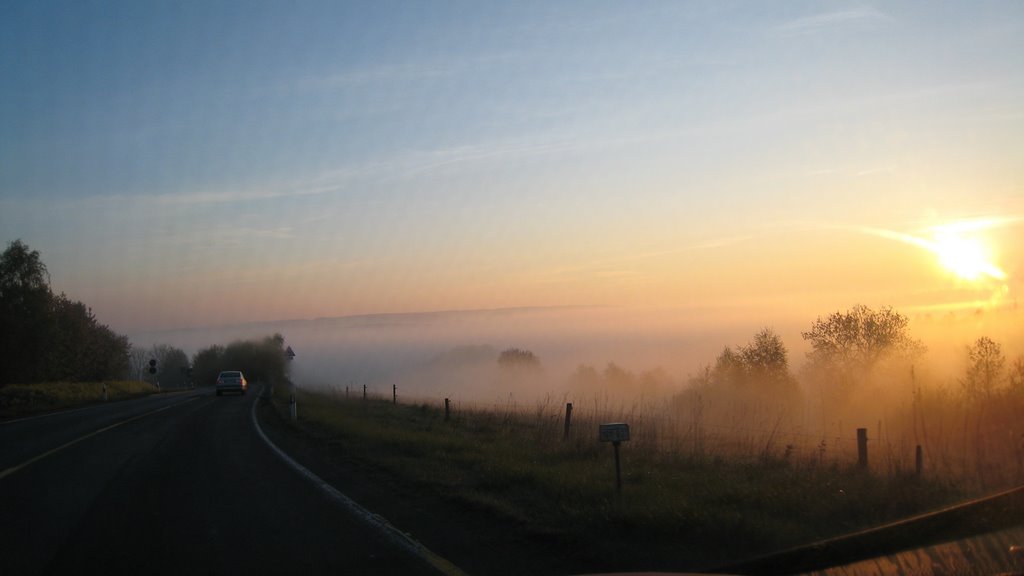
[133,303,1023,405]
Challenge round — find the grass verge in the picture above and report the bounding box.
[271,388,966,572]
[0,380,157,418]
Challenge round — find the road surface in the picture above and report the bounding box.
[0,388,444,575]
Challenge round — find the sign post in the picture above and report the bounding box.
[599,423,630,493]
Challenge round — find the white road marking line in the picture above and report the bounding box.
[250,386,468,576]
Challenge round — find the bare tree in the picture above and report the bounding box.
[962,336,1005,400]
[127,347,150,381]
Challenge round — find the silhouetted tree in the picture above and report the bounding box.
[0,240,52,384]
[46,293,129,382]
[497,348,540,371]
[192,334,289,388]
[150,344,189,387]
[127,346,151,381]
[739,328,792,389]
[709,328,795,392]
[962,336,1005,400]
[710,345,744,387]
[1009,356,1024,394]
[802,305,924,395]
[0,240,129,385]
[192,345,225,387]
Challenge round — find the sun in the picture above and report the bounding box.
[929,228,1006,282]
[856,219,1009,284]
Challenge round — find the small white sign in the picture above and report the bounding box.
[599,423,630,442]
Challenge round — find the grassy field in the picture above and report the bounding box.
[0,380,158,418]
[269,387,966,571]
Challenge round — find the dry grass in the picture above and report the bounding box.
[270,385,966,572]
[0,380,157,418]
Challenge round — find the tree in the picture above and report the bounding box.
[192,345,225,387]
[1009,356,1024,393]
[962,336,1005,400]
[45,293,129,382]
[0,240,131,385]
[150,344,189,387]
[739,328,793,389]
[710,346,744,387]
[567,364,601,392]
[802,305,924,394]
[709,328,794,391]
[497,348,540,371]
[192,334,289,388]
[127,346,151,381]
[0,240,53,384]
[0,239,49,295]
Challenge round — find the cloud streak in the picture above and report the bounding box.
[772,8,891,37]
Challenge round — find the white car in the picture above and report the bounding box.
[215,371,248,396]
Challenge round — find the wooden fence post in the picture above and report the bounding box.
[393,384,397,405]
[563,403,573,439]
[444,398,451,421]
[857,428,868,469]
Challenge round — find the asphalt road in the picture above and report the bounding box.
[0,388,440,575]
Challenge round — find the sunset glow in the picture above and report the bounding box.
[931,231,1005,282]
[858,218,1011,288]
[1,2,1022,335]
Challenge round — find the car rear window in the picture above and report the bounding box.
[219,371,241,378]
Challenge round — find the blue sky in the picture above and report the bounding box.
[2,1,1022,333]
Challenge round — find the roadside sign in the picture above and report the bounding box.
[599,423,630,443]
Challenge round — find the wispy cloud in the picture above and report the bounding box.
[772,7,891,37]
[297,53,519,91]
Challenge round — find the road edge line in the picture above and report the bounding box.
[250,387,468,576]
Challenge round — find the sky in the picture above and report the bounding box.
[2,1,1023,342]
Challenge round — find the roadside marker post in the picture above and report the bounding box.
[857,428,868,469]
[290,382,297,421]
[599,423,630,493]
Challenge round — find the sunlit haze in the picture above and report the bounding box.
[2,2,1022,368]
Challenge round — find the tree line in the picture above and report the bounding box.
[1,240,291,388]
[0,240,129,385]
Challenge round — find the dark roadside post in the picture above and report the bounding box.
[283,346,296,398]
[393,384,397,405]
[563,403,573,440]
[289,381,297,421]
[857,428,868,469]
[444,398,451,422]
[599,423,630,494]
